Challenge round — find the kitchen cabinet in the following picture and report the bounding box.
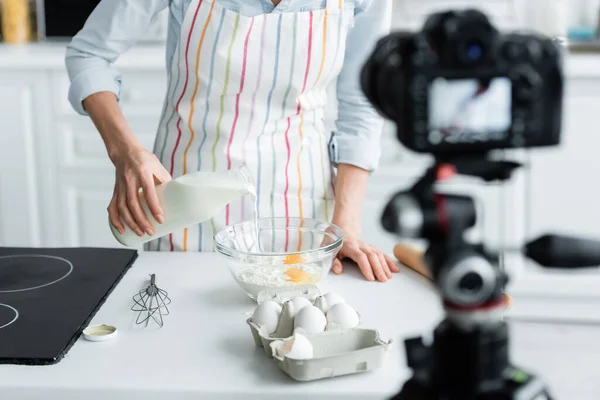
[528,77,600,240]
[508,75,600,300]
[0,71,50,247]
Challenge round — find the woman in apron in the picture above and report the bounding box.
[66,0,400,282]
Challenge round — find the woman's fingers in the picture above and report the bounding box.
[365,247,387,282]
[126,181,154,236]
[378,250,392,279]
[117,184,143,236]
[331,258,343,274]
[154,167,172,185]
[331,239,399,282]
[141,173,164,224]
[109,150,170,237]
[108,186,125,234]
[385,254,401,273]
[160,169,172,183]
[345,244,375,281]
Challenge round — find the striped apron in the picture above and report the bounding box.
[147,0,352,252]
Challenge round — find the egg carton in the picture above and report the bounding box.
[247,285,364,358]
[270,328,393,382]
[256,284,322,305]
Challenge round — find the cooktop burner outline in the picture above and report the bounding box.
[0,254,74,294]
[0,303,19,330]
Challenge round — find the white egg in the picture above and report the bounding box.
[326,303,359,329]
[251,300,282,334]
[293,305,327,334]
[282,332,314,360]
[319,292,345,313]
[287,296,312,317]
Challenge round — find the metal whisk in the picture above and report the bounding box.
[131,274,171,327]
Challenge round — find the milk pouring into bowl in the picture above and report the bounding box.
[109,166,259,247]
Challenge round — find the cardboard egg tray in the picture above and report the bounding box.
[245,285,393,382]
[270,328,391,382]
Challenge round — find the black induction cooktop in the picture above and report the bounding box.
[0,247,137,365]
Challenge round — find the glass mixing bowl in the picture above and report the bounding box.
[214,218,344,300]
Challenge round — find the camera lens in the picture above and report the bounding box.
[465,40,483,61]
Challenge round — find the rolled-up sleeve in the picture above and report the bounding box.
[329,0,392,172]
[65,0,168,115]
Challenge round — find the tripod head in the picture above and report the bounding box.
[382,155,515,309]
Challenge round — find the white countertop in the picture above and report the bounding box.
[0,252,598,399]
[1,42,600,77]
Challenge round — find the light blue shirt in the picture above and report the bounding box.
[65,0,392,171]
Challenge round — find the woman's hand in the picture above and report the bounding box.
[329,163,400,281]
[331,231,400,282]
[80,91,172,237]
[108,146,172,237]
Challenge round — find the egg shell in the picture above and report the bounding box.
[282,332,314,360]
[317,292,345,313]
[326,303,359,329]
[323,292,345,306]
[288,296,312,317]
[293,305,327,334]
[252,300,282,335]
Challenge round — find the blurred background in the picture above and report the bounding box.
[1,0,600,320]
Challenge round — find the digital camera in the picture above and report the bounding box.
[361,9,564,156]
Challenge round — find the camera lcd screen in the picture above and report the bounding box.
[428,77,512,145]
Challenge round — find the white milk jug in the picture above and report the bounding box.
[109,166,255,247]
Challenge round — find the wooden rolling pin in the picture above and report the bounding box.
[393,242,512,308]
[393,242,432,280]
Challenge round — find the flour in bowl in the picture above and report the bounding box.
[234,263,324,299]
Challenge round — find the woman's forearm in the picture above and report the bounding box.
[331,163,369,237]
[83,91,143,163]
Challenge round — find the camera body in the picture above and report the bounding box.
[362,9,564,156]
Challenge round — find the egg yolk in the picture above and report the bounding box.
[284,267,317,284]
[283,254,305,264]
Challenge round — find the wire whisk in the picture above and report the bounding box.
[131,274,171,327]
